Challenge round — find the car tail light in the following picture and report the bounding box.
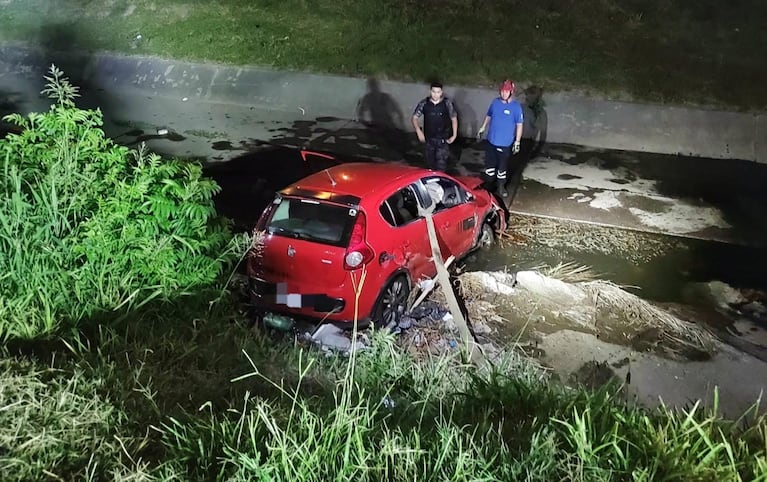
[344,211,374,270]
[249,199,277,276]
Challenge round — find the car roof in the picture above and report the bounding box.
[286,162,434,200]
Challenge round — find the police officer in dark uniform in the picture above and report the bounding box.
[411,82,458,171]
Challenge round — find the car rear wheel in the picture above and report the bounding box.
[372,275,410,328]
[477,221,495,250]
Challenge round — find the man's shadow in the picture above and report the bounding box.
[507,85,548,202]
[356,78,411,160]
[521,85,548,161]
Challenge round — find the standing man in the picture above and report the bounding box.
[412,82,458,172]
[477,79,523,197]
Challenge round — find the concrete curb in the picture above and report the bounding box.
[1,45,764,163]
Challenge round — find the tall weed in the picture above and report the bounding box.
[0,66,235,340]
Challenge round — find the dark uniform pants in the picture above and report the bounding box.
[484,143,511,183]
[425,137,449,171]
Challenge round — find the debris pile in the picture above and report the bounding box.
[296,299,501,360]
[396,301,459,358]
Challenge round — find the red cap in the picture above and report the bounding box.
[500,79,515,95]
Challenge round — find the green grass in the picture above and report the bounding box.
[0,358,123,479]
[1,0,765,109]
[2,291,767,480]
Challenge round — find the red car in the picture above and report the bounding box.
[247,157,507,327]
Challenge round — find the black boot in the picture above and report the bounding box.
[497,181,508,197]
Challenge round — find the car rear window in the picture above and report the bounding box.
[265,197,357,247]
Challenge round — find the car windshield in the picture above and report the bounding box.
[264,197,357,247]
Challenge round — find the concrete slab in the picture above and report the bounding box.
[88,54,217,101]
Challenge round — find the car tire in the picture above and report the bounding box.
[477,221,495,250]
[372,275,410,328]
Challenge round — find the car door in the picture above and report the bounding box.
[420,176,479,258]
[376,184,436,283]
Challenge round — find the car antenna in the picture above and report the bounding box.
[324,168,337,186]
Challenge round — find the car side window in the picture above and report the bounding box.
[379,186,421,227]
[421,176,466,212]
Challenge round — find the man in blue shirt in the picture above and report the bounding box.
[477,79,523,197]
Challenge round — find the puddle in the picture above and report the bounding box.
[163,131,186,142]
[114,127,186,144]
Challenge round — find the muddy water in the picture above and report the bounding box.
[467,215,767,302]
[464,215,767,348]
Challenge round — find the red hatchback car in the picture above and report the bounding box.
[247,161,507,327]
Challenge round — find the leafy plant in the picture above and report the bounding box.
[0,66,235,340]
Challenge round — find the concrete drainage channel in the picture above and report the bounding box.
[203,142,767,417]
[3,45,767,416]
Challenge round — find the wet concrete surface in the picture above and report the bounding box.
[514,146,767,246]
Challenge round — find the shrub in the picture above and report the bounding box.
[0,66,234,340]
